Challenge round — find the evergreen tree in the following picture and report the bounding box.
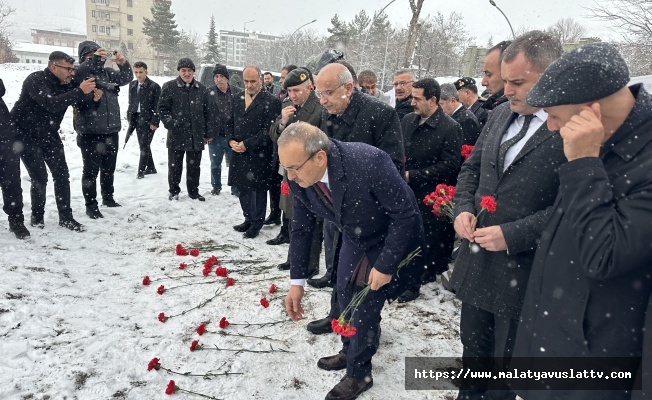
[327,14,351,47]
[142,0,180,72]
[202,15,221,64]
[173,31,200,63]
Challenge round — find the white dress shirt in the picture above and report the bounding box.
[501,109,547,172]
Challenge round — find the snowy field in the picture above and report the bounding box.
[0,64,462,400]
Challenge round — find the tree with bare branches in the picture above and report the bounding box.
[547,17,588,43]
[587,0,652,43]
[0,0,16,63]
[403,0,425,68]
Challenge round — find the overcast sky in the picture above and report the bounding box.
[8,0,614,45]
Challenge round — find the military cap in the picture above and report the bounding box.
[454,77,476,91]
[283,67,312,89]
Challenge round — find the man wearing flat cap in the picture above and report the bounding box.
[268,67,324,272]
[513,42,652,400]
[455,77,489,128]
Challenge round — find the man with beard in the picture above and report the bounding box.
[481,41,512,112]
[74,42,132,218]
[12,51,97,232]
[393,69,416,120]
[229,65,282,239]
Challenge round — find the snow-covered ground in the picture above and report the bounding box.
[0,63,462,400]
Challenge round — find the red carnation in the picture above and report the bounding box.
[175,244,188,256]
[189,248,199,257]
[331,318,343,334]
[196,323,206,336]
[226,277,235,286]
[340,324,357,337]
[158,312,167,323]
[480,196,497,213]
[260,297,270,308]
[215,266,228,277]
[204,256,218,269]
[219,317,229,329]
[157,285,165,295]
[165,380,176,395]
[461,144,474,160]
[202,267,211,277]
[147,357,160,371]
[142,276,151,285]
[190,340,201,351]
[434,183,455,200]
[280,182,290,196]
[269,284,276,294]
[179,262,187,269]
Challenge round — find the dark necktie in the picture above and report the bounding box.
[315,182,332,204]
[498,114,534,172]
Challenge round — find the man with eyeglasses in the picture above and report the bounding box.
[393,69,416,120]
[11,51,98,232]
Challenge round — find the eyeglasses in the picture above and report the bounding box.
[283,151,318,173]
[54,64,75,73]
[393,80,414,88]
[315,83,345,99]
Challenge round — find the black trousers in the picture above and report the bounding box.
[268,159,282,218]
[238,188,267,231]
[409,220,455,290]
[77,133,119,208]
[168,149,202,196]
[457,302,519,400]
[324,220,343,320]
[20,135,72,220]
[0,139,24,222]
[134,116,156,174]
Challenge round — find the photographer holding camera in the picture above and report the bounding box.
[74,41,132,219]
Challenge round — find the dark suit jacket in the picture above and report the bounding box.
[228,90,282,191]
[127,77,161,127]
[513,85,652,400]
[451,105,481,146]
[450,103,566,318]
[289,139,424,301]
[470,100,489,128]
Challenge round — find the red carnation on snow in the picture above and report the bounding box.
[189,248,199,257]
[226,277,235,287]
[158,312,167,323]
[219,317,229,329]
[215,266,228,277]
[157,285,165,295]
[179,262,187,269]
[165,380,176,395]
[260,297,270,308]
[190,340,201,351]
[142,276,151,285]
[175,244,188,256]
[147,357,160,371]
[269,284,276,294]
[196,324,206,336]
[204,255,218,269]
[280,182,290,196]
[202,267,211,277]
[479,196,497,213]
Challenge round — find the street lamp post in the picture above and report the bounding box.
[282,19,317,66]
[489,0,516,39]
[243,19,255,33]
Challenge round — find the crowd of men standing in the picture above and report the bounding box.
[0,31,650,400]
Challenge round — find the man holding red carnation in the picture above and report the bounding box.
[449,31,567,400]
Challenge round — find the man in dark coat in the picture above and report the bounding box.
[281,122,423,400]
[158,58,216,202]
[268,68,323,273]
[393,69,415,120]
[207,64,241,196]
[229,65,282,238]
[0,79,29,239]
[12,51,97,232]
[305,62,405,335]
[481,41,511,112]
[127,61,161,179]
[440,83,481,146]
[449,31,565,400]
[512,43,652,400]
[399,78,461,303]
[456,77,489,128]
[74,41,132,218]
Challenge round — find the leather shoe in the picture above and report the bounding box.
[233,221,251,232]
[243,227,260,239]
[137,172,145,179]
[9,221,30,239]
[277,261,290,270]
[306,317,332,335]
[210,188,221,195]
[318,351,347,371]
[266,232,289,245]
[420,269,438,284]
[325,375,373,400]
[102,198,122,207]
[189,194,205,201]
[307,274,333,289]
[30,215,44,228]
[397,289,420,303]
[86,207,104,219]
[144,169,157,175]
[263,214,281,225]
[59,218,85,232]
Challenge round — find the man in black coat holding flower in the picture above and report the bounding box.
[399,78,462,303]
[449,31,566,400]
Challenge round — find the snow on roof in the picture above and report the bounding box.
[12,42,77,57]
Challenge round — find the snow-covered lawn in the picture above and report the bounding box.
[0,64,461,400]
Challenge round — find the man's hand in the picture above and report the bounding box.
[94,48,108,61]
[405,171,410,182]
[367,268,392,291]
[285,285,305,321]
[149,124,157,131]
[559,103,604,161]
[92,88,103,102]
[229,139,238,148]
[280,105,296,126]
[454,212,476,242]
[79,78,96,94]
[474,225,507,252]
[113,51,126,66]
[231,141,246,153]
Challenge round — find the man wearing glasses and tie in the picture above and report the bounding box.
[393,69,416,120]
[11,51,98,232]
